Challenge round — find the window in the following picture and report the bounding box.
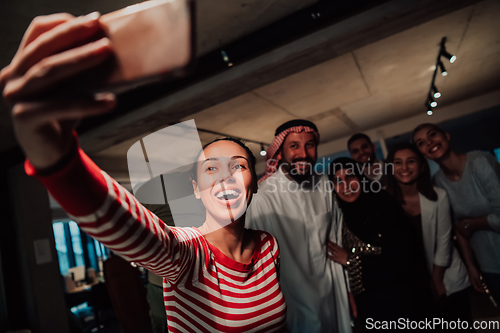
[53,222,69,275]
[94,239,108,261]
[69,221,85,267]
[494,148,500,163]
[52,221,108,276]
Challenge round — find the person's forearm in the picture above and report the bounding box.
[26,134,108,216]
[456,230,487,292]
[29,139,182,278]
[463,216,493,232]
[455,231,478,271]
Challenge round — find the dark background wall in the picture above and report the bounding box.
[385,105,500,154]
[0,155,70,333]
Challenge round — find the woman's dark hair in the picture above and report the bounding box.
[385,142,437,204]
[191,137,257,188]
[411,123,447,144]
[328,157,364,182]
[328,157,371,194]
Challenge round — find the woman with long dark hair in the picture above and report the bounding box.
[327,157,432,330]
[385,142,471,323]
[412,123,500,302]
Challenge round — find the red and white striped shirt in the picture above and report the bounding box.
[27,145,286,332]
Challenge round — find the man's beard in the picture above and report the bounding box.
[282,158,315,181]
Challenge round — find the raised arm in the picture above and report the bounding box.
[455,231,486,293]
[2,14,198,282]
[2,13,115,169]
[28,139,200,281]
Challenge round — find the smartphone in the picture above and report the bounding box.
[98,0,195,93]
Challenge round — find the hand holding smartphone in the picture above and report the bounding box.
[1,0,194,170]
[2,0,195,101]
[99,0,195,91]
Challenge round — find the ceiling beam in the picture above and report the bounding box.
[80,0,479,154]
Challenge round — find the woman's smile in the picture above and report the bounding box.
[213,185,243,206]
[393,149,421,184]
[428,143,442,155]
[193,140,256,228]
[413,127,451,161]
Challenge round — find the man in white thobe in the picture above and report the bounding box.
[247,119,351,333]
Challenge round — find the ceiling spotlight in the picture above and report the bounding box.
[424,38,452,117]
[432,85,441,98]
[260,144,267,156]
[441,49,456,63]
[439,61,448,76]
[428,94,437,108]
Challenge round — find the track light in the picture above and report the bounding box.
[441,49,456,63]
[428,95,437,108]
[439,61,447,76]
[260,144,267,156]
[432,85,441,98]
[424,37,455,116]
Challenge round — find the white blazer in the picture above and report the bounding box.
[420,187,470,295]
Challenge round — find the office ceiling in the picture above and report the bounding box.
[184,0,500,144]
[2,0,500,191]
[0,0,317,152]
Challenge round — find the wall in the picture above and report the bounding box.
[385,105,500,153]
[3,164,70,333]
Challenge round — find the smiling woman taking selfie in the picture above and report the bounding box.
[1,13,285,333]
[412,123,500,306]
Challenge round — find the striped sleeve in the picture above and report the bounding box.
[26,143,198,283]
[266,232,280,279]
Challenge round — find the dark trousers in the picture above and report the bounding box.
[437,287,473,331]
[355,282,433,332]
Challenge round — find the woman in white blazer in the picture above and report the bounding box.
[386,142,471,323]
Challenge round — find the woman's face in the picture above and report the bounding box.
[333,169,361,203]
[413,126,451,160]
[193,141,256,226]
[393,149,422,185]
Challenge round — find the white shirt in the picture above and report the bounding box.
[247,168,351,333]
[365,160,383,182]
[420,188,470,295]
